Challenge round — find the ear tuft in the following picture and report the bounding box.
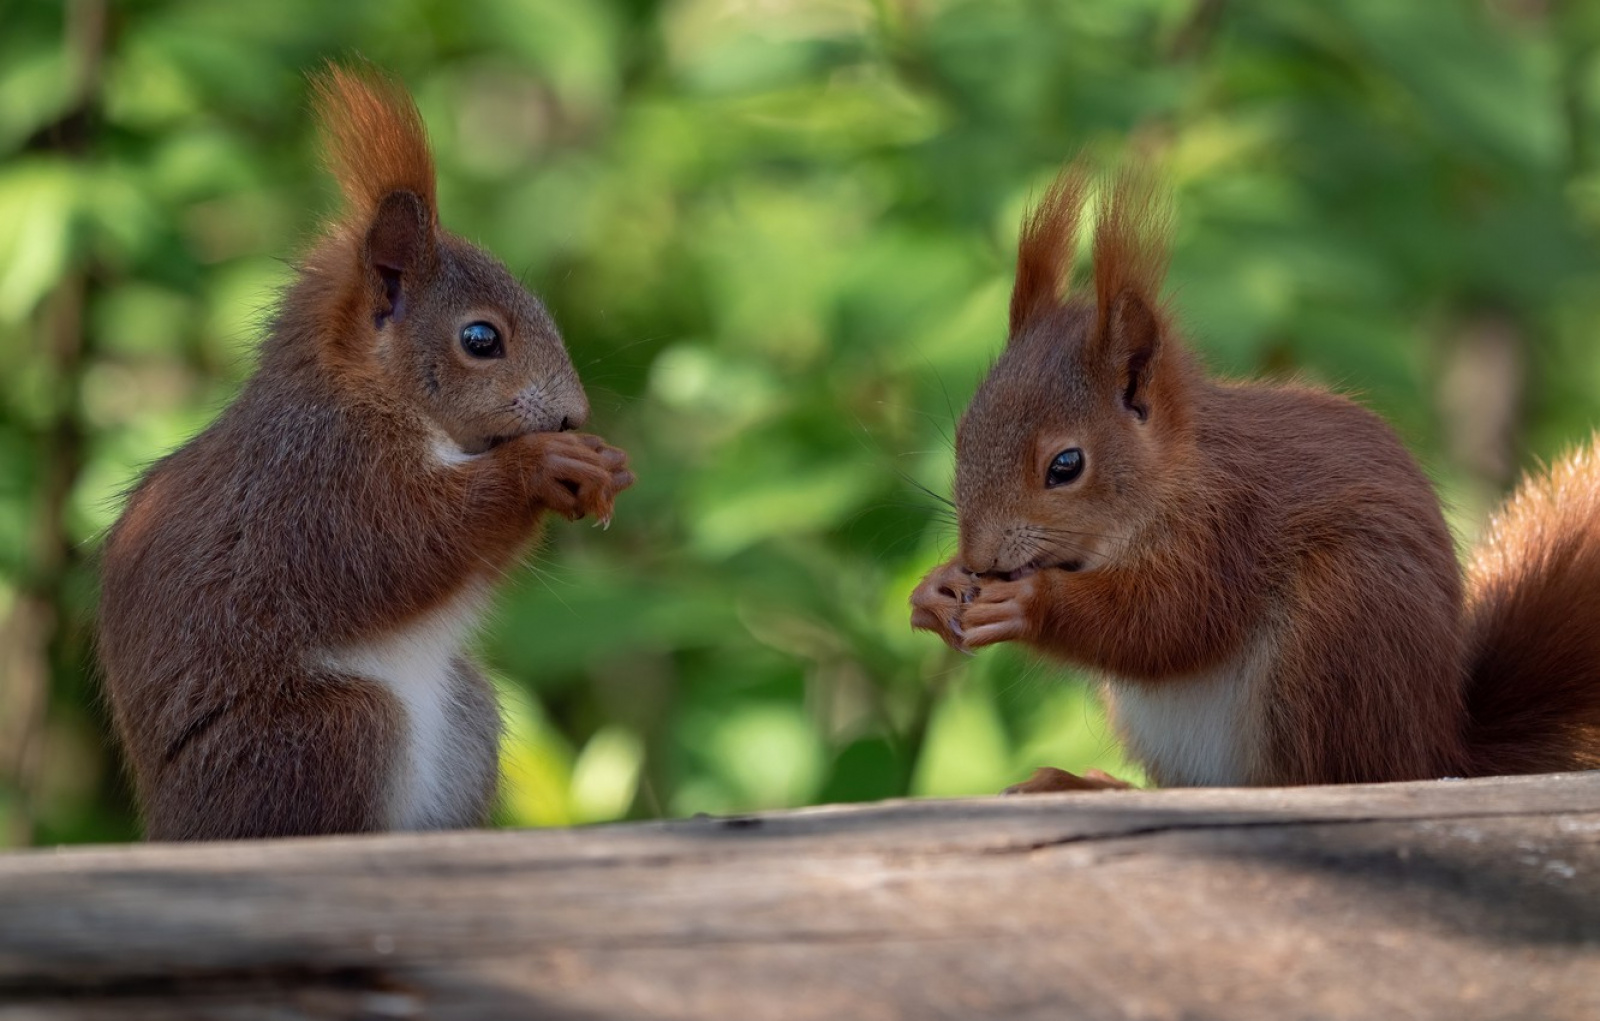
[1009,165,1090,338]
[1092,165,1171,421]
[1091,166,1170,335]
[310,63,437,230]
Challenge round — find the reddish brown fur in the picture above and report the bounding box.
[1089,165,1170,333]
[312,65,437,228]
[1465,442,1600,774]
[98,67,633,840]
[1010,168,1087,337]
[912,160,1600,787]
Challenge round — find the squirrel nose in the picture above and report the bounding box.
[559,416,576,432]
[960,541,1001,576]
[961,555,995,576]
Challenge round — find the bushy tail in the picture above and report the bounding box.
[1465,435,1600,775]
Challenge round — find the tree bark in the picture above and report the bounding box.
[1,773,1596,1020]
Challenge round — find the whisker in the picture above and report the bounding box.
[1032,526,1130,544]
[872,399,959,436]
[878,500,958,523]
[575,333,670,372]
[918,352,961,452]
[1017,527,1109,566]
[902,476,956,510]
[842,408,958,510]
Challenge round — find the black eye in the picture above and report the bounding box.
[1046,448,1085,487]
[460,321,504,359]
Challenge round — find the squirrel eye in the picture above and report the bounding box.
[1046,448,1085,487]
[459,321,504,359]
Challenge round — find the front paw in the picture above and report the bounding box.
[910,560,975,652]
[527,432,635,524]
[961,573,1038,649]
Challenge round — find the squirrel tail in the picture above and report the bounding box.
[1464,434,1600,775]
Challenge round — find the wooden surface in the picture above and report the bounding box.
[1,773,1598,1020]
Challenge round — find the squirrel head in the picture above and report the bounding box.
[954,163,1193,577]
[302,65,587,454]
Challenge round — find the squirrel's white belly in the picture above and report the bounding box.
[1101,631,1275,787]
[316,587,489,828]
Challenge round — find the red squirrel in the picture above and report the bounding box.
[97,67,633,839]
[911,163,1600,791]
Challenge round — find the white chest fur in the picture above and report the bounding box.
[317,587,488,828]
[1101,631,1276,787]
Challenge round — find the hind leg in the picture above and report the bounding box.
[144,672,403,841]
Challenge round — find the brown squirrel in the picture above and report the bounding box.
[97,66,633,839]
[911,163,1600,791]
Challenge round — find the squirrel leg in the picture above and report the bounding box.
[1003,767,1134,794]
[142,671,402,840]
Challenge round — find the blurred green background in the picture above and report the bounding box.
[4,0,1600,846]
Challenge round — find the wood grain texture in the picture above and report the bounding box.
[2,773,1598,1020]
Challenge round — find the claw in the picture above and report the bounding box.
[949,620,974,656]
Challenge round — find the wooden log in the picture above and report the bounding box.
[1,773,1597,1020]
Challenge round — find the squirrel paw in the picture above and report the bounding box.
[960,573,1037,649]
[910,559,976,652]
[527,432,635,524]
[1003,767,1133,795]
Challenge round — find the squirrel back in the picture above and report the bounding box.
[913,160,1600,787]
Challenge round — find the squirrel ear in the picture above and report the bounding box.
[364,190,434,330]
[1104,289,1160,422]
[1010,166,1089,340]
[1090,166,1169,422]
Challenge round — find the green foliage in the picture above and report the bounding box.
[3,0,1599,844]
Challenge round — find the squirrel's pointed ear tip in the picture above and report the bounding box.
[1109,288,1160,341]
[368,191,433,269]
